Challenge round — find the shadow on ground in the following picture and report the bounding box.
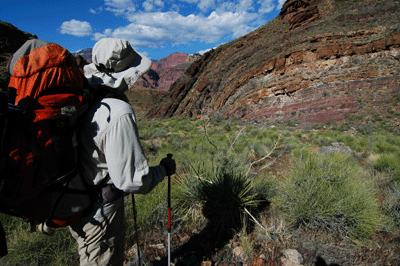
[152,197,271,266]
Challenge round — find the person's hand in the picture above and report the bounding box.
[160,154,176,176]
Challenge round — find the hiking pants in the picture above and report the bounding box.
[69,206,125,266]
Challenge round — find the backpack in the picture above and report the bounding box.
[0,39,95,256]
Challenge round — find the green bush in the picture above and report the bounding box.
[274,152,380,238]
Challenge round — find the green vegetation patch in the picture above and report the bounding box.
[275,152,380,238]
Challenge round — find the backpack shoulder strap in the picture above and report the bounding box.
[89,84,130,104]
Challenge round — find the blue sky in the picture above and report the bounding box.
[1,0,285,60]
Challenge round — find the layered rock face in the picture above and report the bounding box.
[136,52,200,91]
[147,0,400,124]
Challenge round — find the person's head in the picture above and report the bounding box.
[84,38,152,92]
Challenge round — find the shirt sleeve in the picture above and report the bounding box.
[102,112,167,194]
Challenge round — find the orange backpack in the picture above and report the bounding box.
[0,39,92,247]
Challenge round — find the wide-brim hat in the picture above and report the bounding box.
[84,38,152,92]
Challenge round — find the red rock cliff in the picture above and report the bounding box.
[147,0,400,125]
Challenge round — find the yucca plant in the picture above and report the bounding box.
[174,167,263,234]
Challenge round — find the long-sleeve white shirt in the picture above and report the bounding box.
[79,97,166,221]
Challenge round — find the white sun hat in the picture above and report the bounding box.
[84,38,152,92]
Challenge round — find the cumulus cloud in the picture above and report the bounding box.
[185,0,256,13]
[90,0,280,51]
[258,0,274,14]
[105,0,136,15]
[142,0,165,11]
[197,0,215,12]
[94,11,257,48]
[237,0,254,12]
[60,19,93,37]
[92,28,113,40]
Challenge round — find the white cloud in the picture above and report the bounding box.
[142,0,164,11]
[237,0,254,12]
[231,23,255,38]
[102,11,257,47]
[92,28,113,40]
[60,19,93,37]
[89,7,104,14]
[277,0,285,9]
[196,48,212,55]
[105,0,136,15]
[258,0,274,14]
[198,0,215,12]
[90,0,280,51]
[170,4,181,11]
[177,0,216,12]
[142,1,154,11]
[178,0,199,4]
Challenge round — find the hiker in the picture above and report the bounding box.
[69,38,176,266]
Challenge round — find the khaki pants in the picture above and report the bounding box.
[69,206,125,266]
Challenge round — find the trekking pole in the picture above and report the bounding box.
[166,153,173,266]
[131,194,141,265]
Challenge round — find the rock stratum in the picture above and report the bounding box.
[147,0,400,124]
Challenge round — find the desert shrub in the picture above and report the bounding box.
[311,135,334,147]
[386,135,400,146]
[356,124,377,135]
[352,138,368,152]
[256,129,270,140]
[374,141,400,154]
[291,147,313,159]
[174,167,270,233]
[383,181,400,228]
[274,152,380,238]
[252,172,279,201]
[373,152,400,181]
[284,136,303,151]
[338,123,351,132]
[336,133,356,146]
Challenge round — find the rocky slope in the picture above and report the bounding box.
[0,21,37,88]
[75,48,93,63]
[147,0,400,124]
[135,52,201,91]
